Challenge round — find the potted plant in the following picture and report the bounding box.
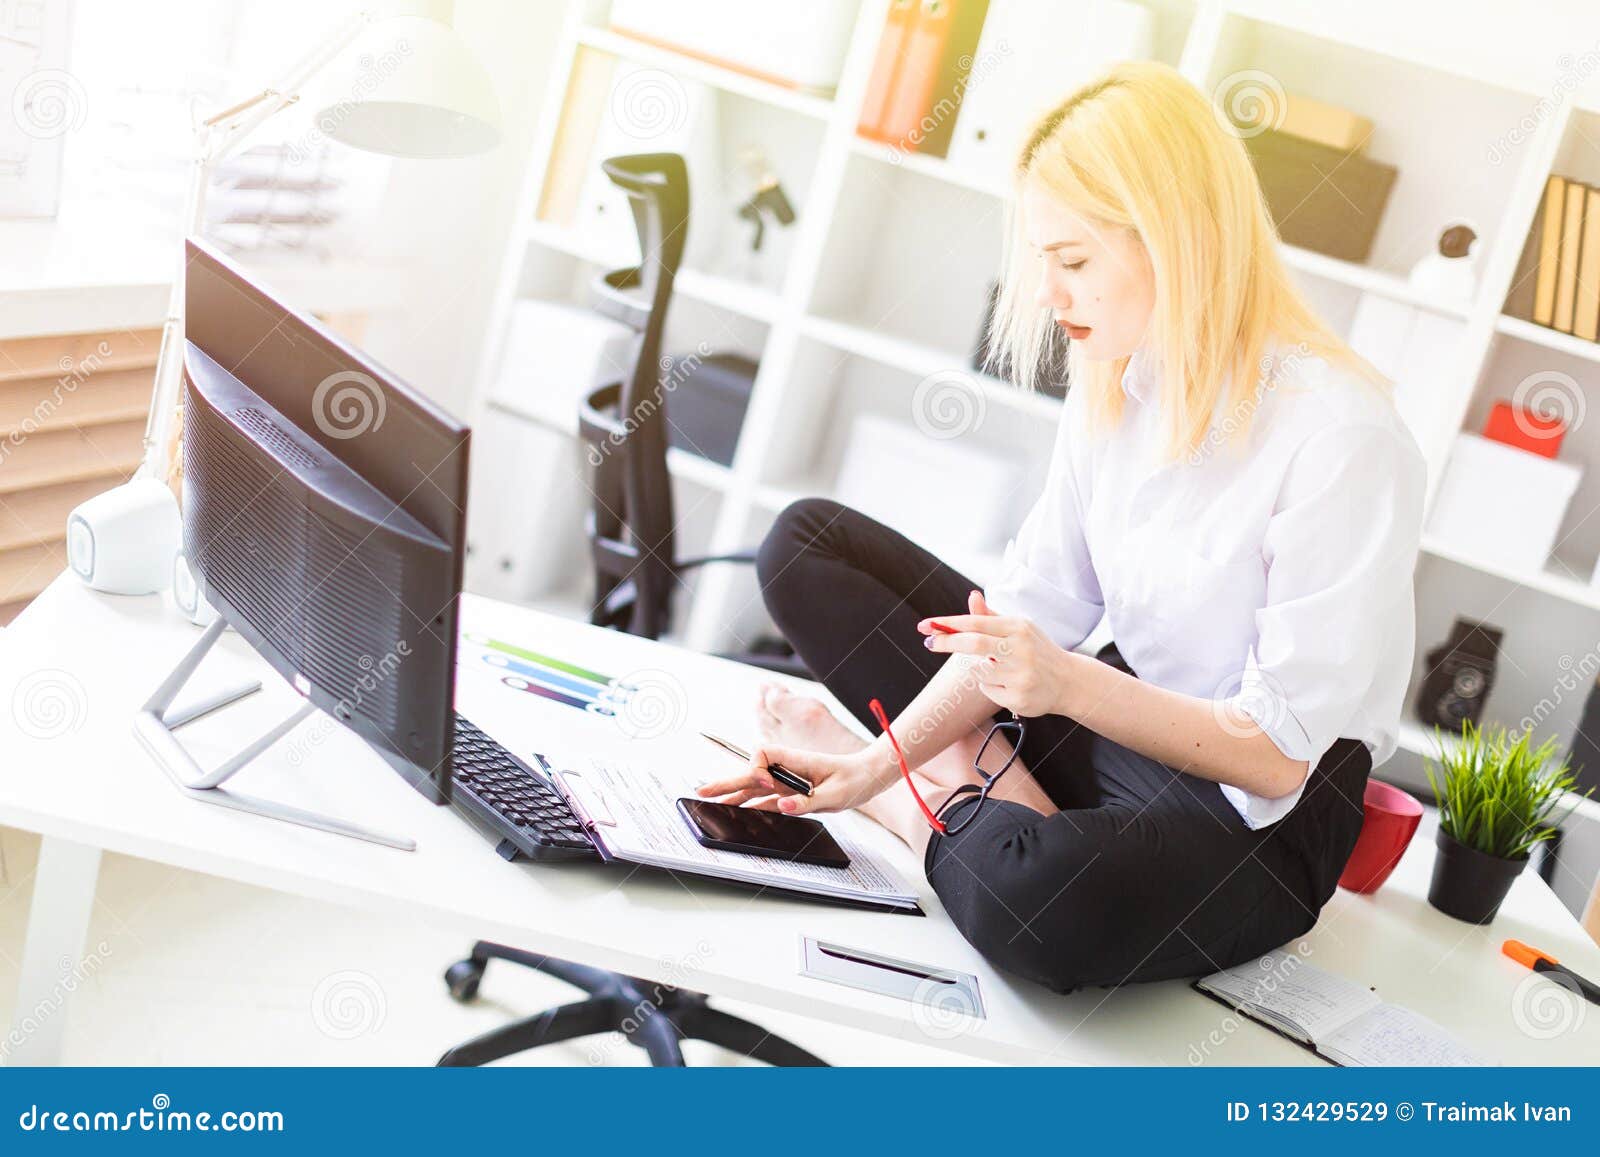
[1424,721,1590,924]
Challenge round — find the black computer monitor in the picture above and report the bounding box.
[180,239,469,805]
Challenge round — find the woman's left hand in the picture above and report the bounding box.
[918,590,1075,718]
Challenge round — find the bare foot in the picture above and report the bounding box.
[754,684,867,755]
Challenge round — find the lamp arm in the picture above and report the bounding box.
[136,10,377,485]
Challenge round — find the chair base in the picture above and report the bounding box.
[435,941,829,1067]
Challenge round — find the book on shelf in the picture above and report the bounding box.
[1506,174,1600,340]
[1577,187,1600,341]
[1553,177,1587,332]
[1193,951,1494,1067]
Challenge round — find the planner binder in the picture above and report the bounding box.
[551,756,925,915]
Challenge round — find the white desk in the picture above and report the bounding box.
[3,576,1599,1066]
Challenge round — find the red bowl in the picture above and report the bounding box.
[1338,779,1424,893]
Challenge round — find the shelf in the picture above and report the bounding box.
[1395,720,1600,826]
[849,137,1011,200]
[1419,533,1600,612]
[574,26,833,122]
[525,219,785,324]
[1494,314,1600,366]
[799,314,1065,422]
[1277,244,1475,319]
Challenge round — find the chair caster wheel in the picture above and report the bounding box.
[445,959,484,1002]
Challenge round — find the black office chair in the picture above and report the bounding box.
[577,154,800,676]
[436,155,824,1068]
[436,945,826,1067]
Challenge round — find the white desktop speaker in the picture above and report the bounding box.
[66,478,181,595]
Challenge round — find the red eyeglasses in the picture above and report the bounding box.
[868,698,1024,835]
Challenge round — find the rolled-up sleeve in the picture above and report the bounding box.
[1230,420,1426,827]
[983,394,1103,650]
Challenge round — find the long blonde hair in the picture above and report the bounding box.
[987,60,1385,459]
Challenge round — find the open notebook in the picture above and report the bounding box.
[1194,951,1494,1066]
[552,752,922,914]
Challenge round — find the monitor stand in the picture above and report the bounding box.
[133,616,417,851]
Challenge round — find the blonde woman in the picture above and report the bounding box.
[697,61,1425,993]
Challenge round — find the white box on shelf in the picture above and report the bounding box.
[573,60,721,270]
[1427,433,1582,574]
[833,414,1023,562]
[465,408,589,602]
[608,0,857,93]
[490,300,636,426]
[946,0,1152,182]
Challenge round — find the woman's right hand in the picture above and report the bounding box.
[694,745,890,816]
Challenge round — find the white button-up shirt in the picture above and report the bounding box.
[985,340,1426,829]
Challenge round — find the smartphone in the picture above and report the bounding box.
[676,797,851,869]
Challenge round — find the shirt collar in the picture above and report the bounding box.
[1121,342,1160,405]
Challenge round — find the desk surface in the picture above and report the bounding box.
[2,575,1598,1066]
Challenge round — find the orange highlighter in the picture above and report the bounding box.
[1502,939,1600,1006]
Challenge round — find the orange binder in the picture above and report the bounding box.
[858,0,918,140]
[875,0,989,156]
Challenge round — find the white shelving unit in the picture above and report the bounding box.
[471,0,1600,910]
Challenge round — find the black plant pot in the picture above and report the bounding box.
[1427,827,1528,924]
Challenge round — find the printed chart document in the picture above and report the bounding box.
[553,754,922,913]
[1194,950,1494,1066]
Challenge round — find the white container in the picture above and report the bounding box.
[833,413,1022,564]
[946,0,1151,182]
[1427,433,1581,573]
[490,300,635,424]
[465,408,588,602]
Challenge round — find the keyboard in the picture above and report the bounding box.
[450,713,599,862]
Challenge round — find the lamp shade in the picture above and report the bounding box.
[313,14,500,159]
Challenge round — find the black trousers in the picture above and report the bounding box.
[757,498,1372,995]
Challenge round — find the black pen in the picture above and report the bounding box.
[699,731,814,797]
